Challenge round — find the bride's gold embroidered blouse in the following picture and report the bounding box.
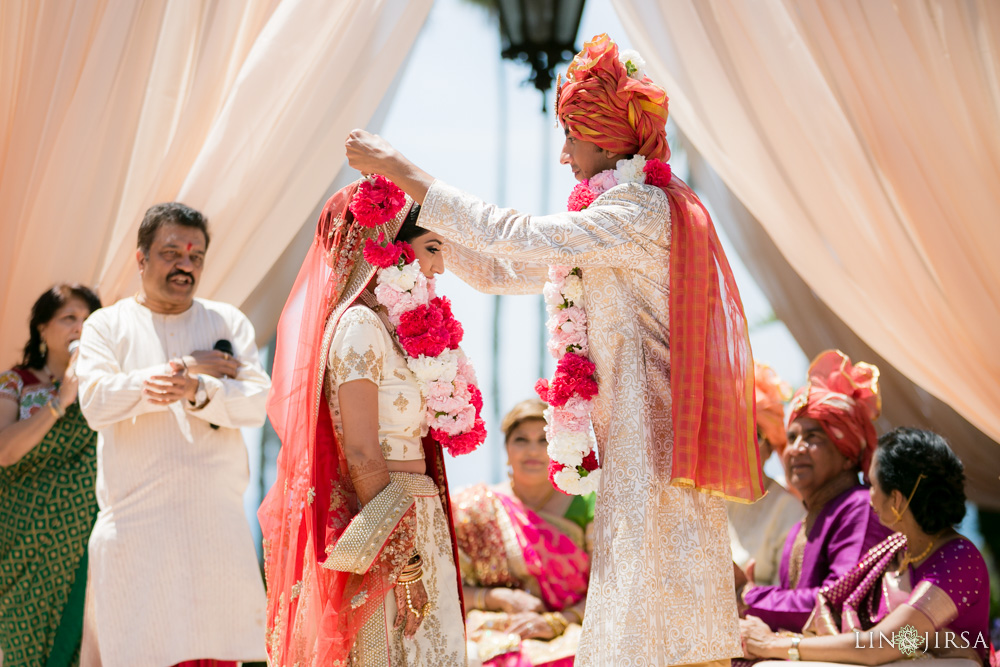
[326,305,426,461]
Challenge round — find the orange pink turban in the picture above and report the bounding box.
[788,350,881,474]
[557,34,669,161]
[754,362,792,453]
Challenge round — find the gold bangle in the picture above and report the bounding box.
[541,611,568,637]
[46,401,61,419]
[399,563,422,577]
[788,634,802,661]
[475,588,489,610]
[397,568,423,584]
[563,606,582,624]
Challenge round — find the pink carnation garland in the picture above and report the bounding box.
[538,154,672,494]
[354,178,485,457]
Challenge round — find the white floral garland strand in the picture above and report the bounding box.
[543,154,653,495]
[543,266,602,495]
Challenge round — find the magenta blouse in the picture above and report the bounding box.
[742,485,892,631]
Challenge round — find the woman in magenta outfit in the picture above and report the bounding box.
[738,351,892,632]
[453,399,592,667]
[741,427,992,666]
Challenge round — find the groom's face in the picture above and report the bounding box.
[560,130,621,180]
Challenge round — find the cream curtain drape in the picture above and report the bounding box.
[686,143,1000,509]
[0,0,432,364]
[613,1,1000,452]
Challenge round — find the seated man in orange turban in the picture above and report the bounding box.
[728,363,804,587]
[738,350,892,633]
[346,34,762,667]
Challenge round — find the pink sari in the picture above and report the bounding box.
[454,485,590,666]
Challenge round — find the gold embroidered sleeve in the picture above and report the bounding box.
[323,481,416,574]
[442,242,548,296]
[328,307,387,388]
[907,580,959,630]
[421,179,670,268]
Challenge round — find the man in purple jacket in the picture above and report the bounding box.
[738,350,892,632]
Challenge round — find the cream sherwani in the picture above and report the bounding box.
[421,180,742,666]
[76,297,270,667]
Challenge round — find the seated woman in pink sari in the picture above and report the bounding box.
[741,427,993,667]
[453,399,592,667]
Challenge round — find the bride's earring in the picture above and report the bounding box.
[39,340,47,357]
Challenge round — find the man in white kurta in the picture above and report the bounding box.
[76,202,269,666]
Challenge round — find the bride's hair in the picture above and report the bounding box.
[395,203,428,244]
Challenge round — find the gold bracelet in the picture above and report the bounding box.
[563,606,582,624]
[541,611,568,637]
[403,579,430,618]
[397,568,423,584]
[475,588,489,610]
[46,401,61,419]
[399,561,422,576]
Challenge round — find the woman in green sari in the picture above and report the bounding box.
[0,284,101,667]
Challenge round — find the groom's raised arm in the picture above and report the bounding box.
[345,130,669,269]
[417,178,666,268]
[443,242,548,295]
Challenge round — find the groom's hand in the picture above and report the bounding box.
[345,130,434,204]
[346,130,399,177]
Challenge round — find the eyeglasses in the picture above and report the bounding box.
[786,433,829,452]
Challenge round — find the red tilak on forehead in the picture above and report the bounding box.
[186,242,193,252]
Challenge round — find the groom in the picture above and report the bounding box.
[347,34,762,667]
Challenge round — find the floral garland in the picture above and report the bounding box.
[354,176,486,456]
[535,153,672,495]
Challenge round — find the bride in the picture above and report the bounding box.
[259,176,484,666]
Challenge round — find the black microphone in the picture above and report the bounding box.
[214,339,235,357]
[209,340,234,430]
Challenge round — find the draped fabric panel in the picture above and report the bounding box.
[0,0,432,363]
[686,143,1000,510]
[611,0,1000,448]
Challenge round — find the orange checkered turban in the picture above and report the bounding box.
[754,362,792,453]
[789,350,882,474]
[557,34,669,161]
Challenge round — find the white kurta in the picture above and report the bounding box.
[421,180,742,666]
[76,297,270,667]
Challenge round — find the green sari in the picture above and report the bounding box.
[0,399,98,667]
